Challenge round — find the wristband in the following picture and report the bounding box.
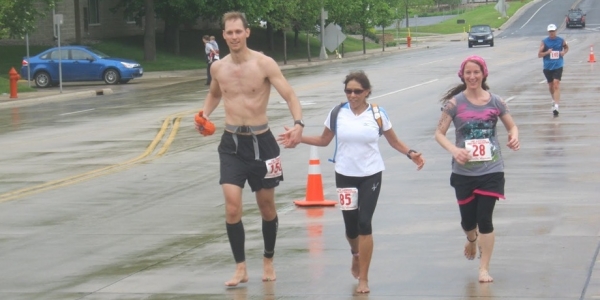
[406,149,417,159]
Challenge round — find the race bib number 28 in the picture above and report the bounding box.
[337,188,358,210]
[264,156,283,178]
[465,138,492,162]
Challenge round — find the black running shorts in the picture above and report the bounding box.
[450,172,505,205]
[543,67,563,83]
[218,130,283,192]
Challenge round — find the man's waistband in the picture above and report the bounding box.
[225,123,269,134]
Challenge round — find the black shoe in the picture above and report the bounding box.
[553,108,559,116]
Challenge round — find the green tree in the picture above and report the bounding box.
[0,0,56,39]
[372,1,394,51]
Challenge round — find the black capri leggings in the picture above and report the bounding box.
[336,171,382,238]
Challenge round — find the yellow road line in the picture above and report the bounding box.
[0,115,177,203]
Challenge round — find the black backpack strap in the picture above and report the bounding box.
[329,101,346,135]
[328,102,346,163]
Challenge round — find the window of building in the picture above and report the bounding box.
[125,13,136,24]
[88,0,100,24]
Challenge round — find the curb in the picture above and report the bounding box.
[0,88,113,109]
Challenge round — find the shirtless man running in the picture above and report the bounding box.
[195,11,304,287]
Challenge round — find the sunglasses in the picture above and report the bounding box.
[344,89,365,95]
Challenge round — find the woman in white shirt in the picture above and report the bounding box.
[284,70,425,293]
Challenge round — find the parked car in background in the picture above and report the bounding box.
[21,45,143,88]
[468,25,494,48]
[566,8,585,28]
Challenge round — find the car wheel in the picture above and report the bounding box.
[490,41,494,47]
[103,69,120,85]
[119,79,131,84]
[468,43,473,48]
[582,23,585,28]
[34,71,51,88]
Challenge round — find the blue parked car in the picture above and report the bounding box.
[21,45,143,88]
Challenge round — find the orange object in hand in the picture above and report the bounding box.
[194,110,215,136]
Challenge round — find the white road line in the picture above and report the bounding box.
[539,80,547,84]
[371,79,439,100]
[520,0,553,30]
[59,108,95,116]
[505,96,516,103]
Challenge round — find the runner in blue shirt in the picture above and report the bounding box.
[537,24,569,116]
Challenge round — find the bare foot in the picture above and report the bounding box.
[225,264,248,286]
[356,279,370,293]
[464,239,477,260]
[479,269,493,282]
[262,257,276,282]
[351,253,360,279]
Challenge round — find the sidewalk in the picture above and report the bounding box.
[0,35,463,108]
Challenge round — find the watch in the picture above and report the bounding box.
[406,149,417,159]
[294,120,305,127]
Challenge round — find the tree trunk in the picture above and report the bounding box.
[143,0,156,61]
[306,31,311,62]
[382,27,385,52]
[362,27,366,54]
[294,28,299,48]
[74,0,81,44]
[267,22,274,51]
[283,30,287,65]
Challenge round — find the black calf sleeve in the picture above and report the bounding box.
[262,215,278,258]
[226,221,245,263]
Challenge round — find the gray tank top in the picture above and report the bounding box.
[447,91,508,176]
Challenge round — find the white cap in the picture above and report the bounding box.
[547,24,557,31]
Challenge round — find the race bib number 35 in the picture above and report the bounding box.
[465,138,492,162]
[264,156,283,178]
[337,188,358,210]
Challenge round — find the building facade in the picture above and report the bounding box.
[1,0,161,46]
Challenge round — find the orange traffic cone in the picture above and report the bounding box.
[589,45,596,63]
[294,146,337,207]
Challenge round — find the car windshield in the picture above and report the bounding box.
[569,12,581,18]
[86,48,110,58]
[471,26,491,33]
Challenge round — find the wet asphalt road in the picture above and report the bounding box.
[1,0,600,299]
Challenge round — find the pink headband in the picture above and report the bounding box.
[458,55,488,79]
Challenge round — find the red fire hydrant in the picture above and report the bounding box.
[9,67,20,99]
[407,36,412,48]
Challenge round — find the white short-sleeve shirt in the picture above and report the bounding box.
[324,103,392,177]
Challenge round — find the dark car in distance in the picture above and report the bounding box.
[566,8,585,28]
[21,45,143,88]
[468,25,494,48]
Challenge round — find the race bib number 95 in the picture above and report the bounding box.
[264,156,283,178]
[337,188,358,210]
[465,138,492,162]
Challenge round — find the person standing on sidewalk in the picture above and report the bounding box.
[435,55,520,283]
[280,70,425,293]
[209,35,220,60]
[195,11,304,286]
[538,24,568,116]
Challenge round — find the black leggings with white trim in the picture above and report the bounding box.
[336,171,382,237]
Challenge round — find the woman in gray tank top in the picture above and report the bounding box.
[434,55,520,283]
